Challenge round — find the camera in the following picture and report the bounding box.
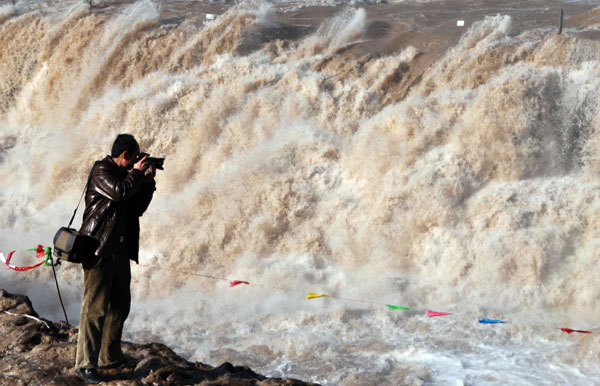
[137,152,165,170]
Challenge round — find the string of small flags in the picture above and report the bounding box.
[0,246,593,335]
[141,264,593,334]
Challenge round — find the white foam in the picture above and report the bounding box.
[2,2,600,385]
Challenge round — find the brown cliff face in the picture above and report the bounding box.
[0,289,317,386]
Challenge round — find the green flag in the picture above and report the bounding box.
[386,304,410,310]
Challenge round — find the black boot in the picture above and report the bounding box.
[79,368,101,384]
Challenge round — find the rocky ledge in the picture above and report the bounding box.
[0,289,317,386]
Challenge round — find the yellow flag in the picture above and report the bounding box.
[307,293,329,299]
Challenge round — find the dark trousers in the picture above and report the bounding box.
[76,243,131,369]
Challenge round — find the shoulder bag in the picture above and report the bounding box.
[52,162,100,263]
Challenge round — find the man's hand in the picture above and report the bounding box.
[144,165,156,182]
[134,154,149,171]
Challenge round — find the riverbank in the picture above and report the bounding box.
[0,289,317,385]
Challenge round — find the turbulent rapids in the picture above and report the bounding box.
[2,0,600,384]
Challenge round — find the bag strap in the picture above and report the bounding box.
[67,161,98,228]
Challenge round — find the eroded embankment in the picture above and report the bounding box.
[0,289,316,385]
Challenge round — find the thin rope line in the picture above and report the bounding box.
[140,264,291,292]
[139,264,398,306]
[2,310,51,329]
[327,295,393,307]
[50,256,69,326]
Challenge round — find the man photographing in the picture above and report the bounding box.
[76,134,157,384]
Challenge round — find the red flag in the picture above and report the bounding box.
[3,251,45,271]
[560,328,591,334]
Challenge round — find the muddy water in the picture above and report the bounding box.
[1,0,600,384]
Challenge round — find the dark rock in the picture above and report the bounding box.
[8,316,28,326]
[0,289,319,386]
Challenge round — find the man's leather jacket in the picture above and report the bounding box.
[79,156,155,263]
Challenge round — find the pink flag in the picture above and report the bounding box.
[229,280,250,287]
[426,309,453,317]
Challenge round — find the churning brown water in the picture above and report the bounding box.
[2,0,600,384]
